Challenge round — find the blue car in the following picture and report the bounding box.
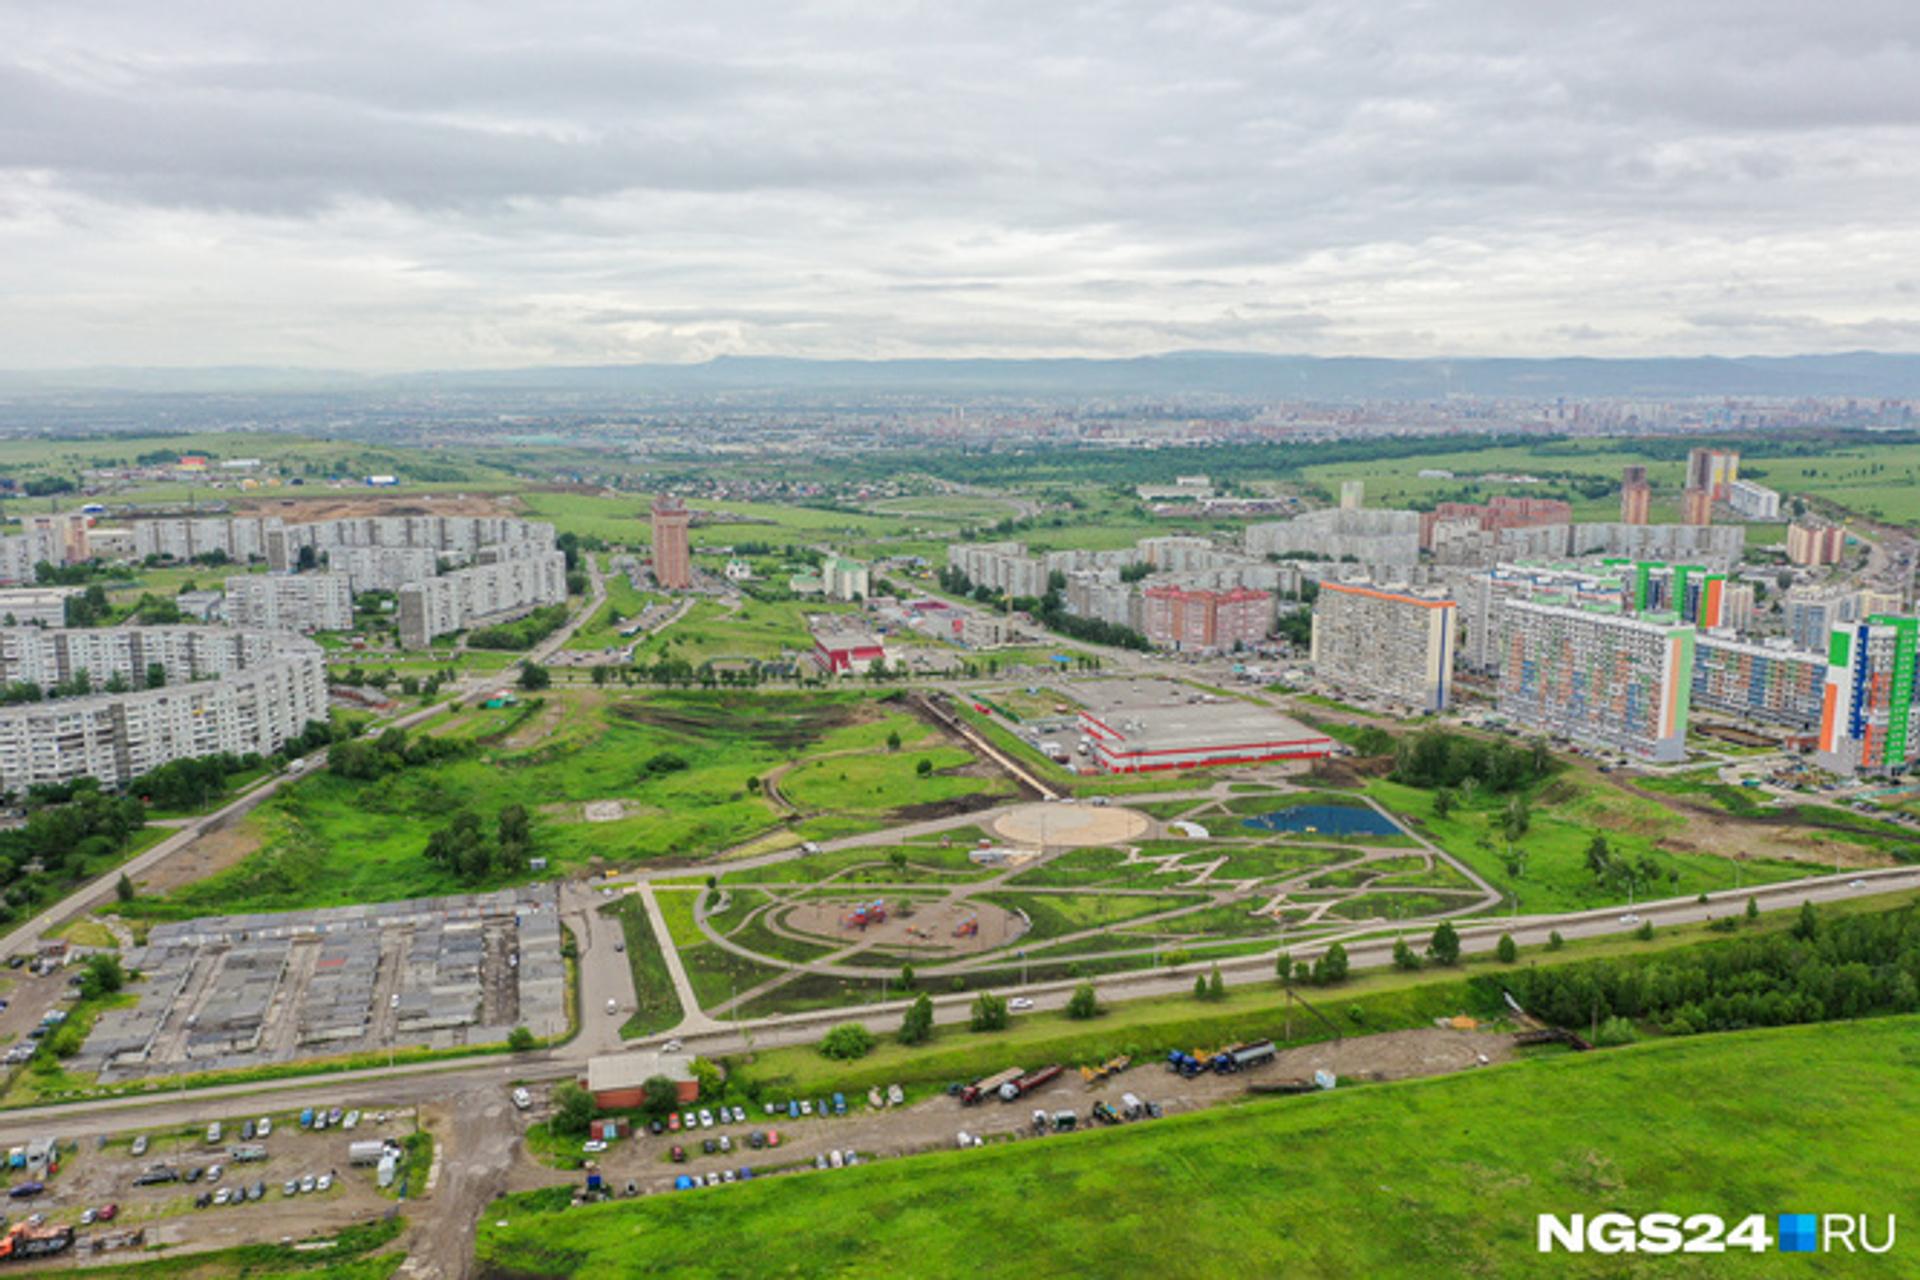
[832,1092,846,1115]
[674,1175,695,1191]
[787,1100,800,1119]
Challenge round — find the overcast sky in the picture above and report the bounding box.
[4,1,1919,370]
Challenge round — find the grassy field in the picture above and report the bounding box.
[121,690,941,918]
[564,574,661,651]
[476,1014,1920,1279]
[605,897,684,1038]
[628,597,855,666]
[1367,773,1813,913]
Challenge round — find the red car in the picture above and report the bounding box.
[765,1129,781,1148]
[97,1204,119,1222]
[667,1113,681,1132]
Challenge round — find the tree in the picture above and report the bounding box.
[1634,920,1655,942]
[1427,921,1461,966]
[1206,965,1226,1001]
[898,962,915,990]
[1495,932,1518,964]
[1066,982,1100,1020]
[819,1022,877,1060]
[518,663,551,691]
[689,1056,724,1100]
[496,804,533,869]
[78,953,125,1000]
[642,1075,681,1116]
[886,729,902,752]
[1432,788,1454,819]
[1746,895,1761,925]
[1313,942,1349,986]
[916,758,933,777]
[1193,973,1209,1000]
[1392,938,1421,971]
[551,1082,596,1136]
[970,992,1009,1032]
[115,873,135,903]
[506,1026,536,1052]
[1792,900,1818,941]
[1275,952,1295,984]
[590,665,610,687]
[899,992,935,1044]
[1547,930,1565,951]
[1584,834,1613,879]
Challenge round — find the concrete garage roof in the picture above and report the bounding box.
[587,1050,696,1092]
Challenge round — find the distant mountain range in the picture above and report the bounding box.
[6,350,1920,399]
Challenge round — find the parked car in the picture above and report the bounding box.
[705,1172,720,1187]
[97,1203,118,1222]
[512,1087,533,1111]
[241,1121,256,1141]
[887,1084,906,1106]
[206,1122,223,1144]
[682,1112,697,1129]
[207,1163,223,1183]
[213,1188,232,1206]
[670,1145,686,1163]
[184,1166,204,1184]
[344,1111,360,1130]
[698,1109,713,1128]
[283,1179,300,1197]
[1009,997,1034,1011]
[300,1175,317,1194]
[702,1138,717,1155]
[316,1174,332,1192]
[257,1118,272,1138]
[831,1093,846,1115]
[647,1118,665,1136]
[249,1181,266,1201]
[582,1140,607,1154]
[674,1175,695,1190]
[667,1113,681,1132]
[328,1108,343,1126]
[195,1192,214,1209]
[799,1100,812,1116]
[765,1129,780,1148]
[747,1131,765,1150]
[718,1135,731,1153]
[731,1106,747,1124]
[80,1209,96,1226]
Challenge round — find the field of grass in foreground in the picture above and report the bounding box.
[478,1014,1920,1278]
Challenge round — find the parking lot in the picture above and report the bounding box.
[0,1103,423,1262]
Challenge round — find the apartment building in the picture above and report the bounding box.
[1568,522,1745,565]
[223,573,354,633]
[1310,581,1455,711]
[1687,447,1741,500]
[946,542,1050,599]
[1786,520,1847,567]
[1619,465,1651,525]
[1496,599,1694,762]
[1727,479,1782,520]
[0,588,79,628]
[1817,616,1920,775]
[1691,635,1825,731]
[1785,587,1862,653]
[0,628,327,793]
[820,555,870,602]
[1417,496,1571,551]
[396,553,567,649]
[1141,585,1271,652]
[1457,564,1625,674]
[650,498,692,590]
[1244,508,1421,564]
[323,546,444,594]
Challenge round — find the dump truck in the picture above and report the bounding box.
[959,1067,1025,1106]
[0,1222,72,1261]
[998,1064,1064,1102]
[1222,1040,1277,1072]
[1079,1054,1131,1085]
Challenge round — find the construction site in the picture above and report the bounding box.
[78,887,568,1080]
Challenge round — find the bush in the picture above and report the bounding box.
[1546,931,1565,951]
[970,992,1009,1032]
[551,1083,595,1136]
[642,1075,681,1115]
[1634,920,1655,942]
[1391,938,1421,971]
[507,1026,536,1052]
[1066,982,1100,1020]
[1495,933,1518,964]
[1312,942,1349,986]
[819,1022,878,1061]
[690,1057,724,1100]
[1594,1016,1638,1048]
[899,993,935,1045]
[1427,921,1461,966]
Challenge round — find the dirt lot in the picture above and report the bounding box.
[0,1104,421,1259]
[231,493,516,521]
[132,818,262,898]
[993,802,1151,848]
[507,1027,1516,1199]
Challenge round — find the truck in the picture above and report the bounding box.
[1223,1040,1277,1072]
[348,1141,388,1167]
[959,1067,1025,1106]
[0,1223,72,1260]
[998,1064,1064,1102]
[227,1145,268,1163]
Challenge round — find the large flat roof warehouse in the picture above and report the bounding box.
[1077,679,1332,772]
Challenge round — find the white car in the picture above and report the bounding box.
[683,1112,697,1129]
[698,1109,714,1128]
[512,1087,533,1111]
[582,1140,608,1154]
[257,1117,272,1137]
[1619,913,1640,925]
[344,1110,360,1130]
[316,1173,333,1192]
[606,999,618,1015]
[300,1175,317,1193]
[1009,997,1034,1011]
[731,1106,747,1124]
[887,1083,905,1107]
[662,1038,683,1053]
[1848,879,1867,889]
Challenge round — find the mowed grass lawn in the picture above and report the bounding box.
[126,691,924,917]
[631,597,856,665]
[781,744,1009,815]
[478,1015,1920,1279]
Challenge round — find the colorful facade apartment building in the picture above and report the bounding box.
[1496,599,1694,763]
[1309,581,1455,711]
[1690,636,1825,732]
[1817,617,1920,775]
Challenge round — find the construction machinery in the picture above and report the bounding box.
[960,1067,1026,1106]
[1079,1054,1131,1086]
[0,1222,72,1261]
[1089,1100,1122,1126]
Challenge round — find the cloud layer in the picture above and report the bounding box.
[4,1,1918,369]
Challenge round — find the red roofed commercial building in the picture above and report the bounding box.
[1418,496,1571,550]
[1076,678,1331,772]
[810,615,889,675]
[1141,585,1272,652]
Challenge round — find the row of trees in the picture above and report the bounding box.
[1502,903,1920,1035]
[1391,728,1552,794]
[329,727,472,781]
[467,604,571,651]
